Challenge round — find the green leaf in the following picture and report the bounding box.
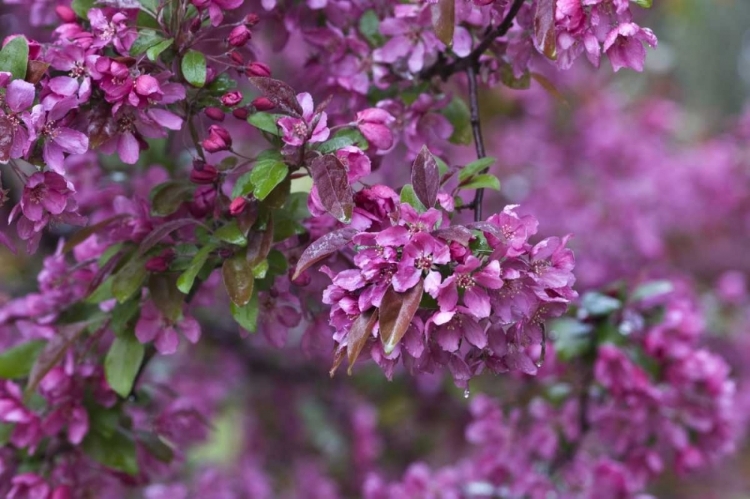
[136,10,160,29]
[0,36,28,80]
[146,39,173,61]
[247,112,281,136]
[359,9,381,45]
[138,0,159,14]
[130,29,164,57]
[500,65,531,90]
[112,255,147,303]
[110,299,140,336]
[459,174,501,191]
[580,292,622,317]
[214,220,247,246]
[138,432,174,463]
[317,129,369,154]
[105,334,145,398]
[0,341,45,379]
[71,0,95,19]
[83,428,139,475]
[223,253,255,306]
[631,280,674,302]
[181,50,206,88]
[459,157,495,183]
[442,96,472,145]
[631,0,652,8]
[549,318,593,362]
[399,184,427,212]
[176,244,216,294]
[231,292,259,333]
[250,160,287,201]
[232,172,253,200]
[150,181,194,217]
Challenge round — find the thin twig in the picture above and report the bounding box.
[466,64,487,222]
[419,0,526,82]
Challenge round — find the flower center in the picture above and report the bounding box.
[456,273,475,289]
[414,254,432,271]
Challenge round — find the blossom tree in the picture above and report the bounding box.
[0,0,745,497]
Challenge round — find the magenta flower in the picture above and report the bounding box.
[603,23,657,72]
[356,108,395,151]
[202,124,232,152]
[277,93,330,147]
[0,78,36,161]
[191,0,244,26]
[436,256,503,319]
[19,171,71,222]
[135,301,201,354]
[392,232,449,293]
[29,101,89,174]
[88,8,137,55]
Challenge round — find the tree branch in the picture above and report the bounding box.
[419,0,526,82]
[466,64,487,222]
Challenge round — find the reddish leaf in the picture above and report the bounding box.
[346,310,379,375]
[0,116,13,164]
[26,322,90,397]
[293,227,358,280]
[530,72,569,106]
[148,274,184,323]
[329,347,346,378]
[248,77,303,117]
[310,154,354,223]
[533,0,557,60]
[138,219,201,255]
[432,226,473,246]
[63,214,130,253]
[86,250,125,297]
[87,105,117,149]
[25,60,49,84]
[411,145,440,209]
[431,0,455,46]
[466,221,503,240]
[246,216,274,267]
[379,281,424,355]
[222,253,255,306]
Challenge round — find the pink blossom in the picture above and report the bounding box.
[277,93,330,147]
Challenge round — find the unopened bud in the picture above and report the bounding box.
[204,107,225,121]
[251,97,275,111]
[232,107,250,120]
[55,6,76,22]
[246,61,271,77]
[221,91,243,107]
[190,164,219,184]
[229,197,247,216]
[228,25,252,48]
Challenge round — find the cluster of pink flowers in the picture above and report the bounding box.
[320,194,577,386]
[364,281,739,498]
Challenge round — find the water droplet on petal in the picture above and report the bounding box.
[535,359,543,368]
[463,388,471,399]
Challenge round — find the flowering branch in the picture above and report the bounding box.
[419,0,526,82]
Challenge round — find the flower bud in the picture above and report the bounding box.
[246,62,271,77]
[55,6,76,22]
[189,185,216,218]
[356,108,395,150]
[245,13,260,26]
[252,97,275,111]
[229,197,247,216]
[228,25,252,48]
[146,250,175,272]
[204,107,225,121]
[221,91,243,107]
[202,125,232,152]
[228,51,244,65]
[232,107,250,120]
[190,163,219,184]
